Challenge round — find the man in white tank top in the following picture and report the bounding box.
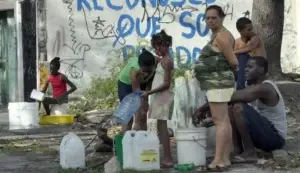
[193,56,286,164]
[229,56,286,163]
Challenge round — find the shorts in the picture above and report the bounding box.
[243,104,285,151]
[206,88,235,103]
[117,80,148,101]
[236,53,251,90]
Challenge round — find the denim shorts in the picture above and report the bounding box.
[243,104,285,152]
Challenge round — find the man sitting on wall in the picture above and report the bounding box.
[234,17,267,89]
[193,56,286,163]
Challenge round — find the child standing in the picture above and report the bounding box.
[118,49,156,131]
[41,57,77,115]
[142,30,174,167]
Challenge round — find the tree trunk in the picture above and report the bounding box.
[251,0,284,78]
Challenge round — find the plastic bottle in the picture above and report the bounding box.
[174,163,196,172]
[113,91,142,124]
[60,133,85,169]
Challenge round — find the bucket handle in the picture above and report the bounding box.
[192,136,206,149]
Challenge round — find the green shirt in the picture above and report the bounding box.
[119,57,140,85]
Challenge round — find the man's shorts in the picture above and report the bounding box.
[243,104,285,152]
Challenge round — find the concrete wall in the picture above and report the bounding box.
[43,0,298,90]
[0,0,15,11]
[281,0,299,73]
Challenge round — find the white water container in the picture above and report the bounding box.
[8,102,39,130]
[176,128,207,166]
[122,131,160,171]
[30,89,45,101]
[122,130,136,169]
[60,132,85,169]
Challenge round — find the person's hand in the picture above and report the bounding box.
[192,104,210,125]
[56,96,64,105]
[141,91,150,98]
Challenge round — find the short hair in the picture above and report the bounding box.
[151,29,172,47]
[138,48,156,67]
[250,56,268,74]
[205,5,226,18]
[50,57,61,69]
[236,17,252,32]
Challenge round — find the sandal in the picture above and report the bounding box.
[232,155,257,164]
[204,164,229,172]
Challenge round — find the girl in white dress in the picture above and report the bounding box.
[142,30,174,167]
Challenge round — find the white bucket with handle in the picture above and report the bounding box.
[175,128,207,166]
[8,102,40,130]
[30,89,45,101]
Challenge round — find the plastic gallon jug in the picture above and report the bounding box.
[114,91,142,124]
[60,133,85,169]
[122,131,160,171]
[30,89,45,101]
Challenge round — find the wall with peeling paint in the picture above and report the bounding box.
[42,0,299,91]
[44,0,253,90]
[281,0,299,73]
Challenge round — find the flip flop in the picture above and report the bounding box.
[198,164,229,172]
[232,155,257,164]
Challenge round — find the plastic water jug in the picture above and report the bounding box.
[114,91,142,124]
[60,133,85,169]
[122,131,160,171]
[30,89,45,101]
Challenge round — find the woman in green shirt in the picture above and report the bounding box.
[118,49,156,131]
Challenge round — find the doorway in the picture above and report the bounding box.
[0,10,17,106]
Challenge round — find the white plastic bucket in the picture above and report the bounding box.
[8,102,40,130]
[30,89,45,101]
[175,128,207,166]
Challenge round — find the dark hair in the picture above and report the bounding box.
[138,48,156,67]
[250,56,268,74]
[50,57,61,69]
[205,5,226,18]
[151,30,172,47]
[236,17,252,32]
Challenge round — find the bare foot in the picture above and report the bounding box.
[224,159,231,167]
[208,159,225,169]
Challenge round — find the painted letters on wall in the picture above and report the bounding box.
[46,0,252,89]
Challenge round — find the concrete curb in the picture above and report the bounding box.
[0,131,97,140]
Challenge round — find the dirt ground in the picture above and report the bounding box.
[0,81,299,173]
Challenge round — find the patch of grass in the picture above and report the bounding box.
[0,139,57,153]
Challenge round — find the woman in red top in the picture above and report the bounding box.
[42,57,77,115]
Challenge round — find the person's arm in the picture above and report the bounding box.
[130,68,141,92]
[229,83,272,104]
[61,74,77,96]
[146,59,173,95]
[216,32,238,71]
[234,35,260,55]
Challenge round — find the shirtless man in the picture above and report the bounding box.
[234,17,266,58]
[234,17,266,89]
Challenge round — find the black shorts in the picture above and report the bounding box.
[243,104,285,152]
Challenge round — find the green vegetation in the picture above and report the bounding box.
[69,42,195,117]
